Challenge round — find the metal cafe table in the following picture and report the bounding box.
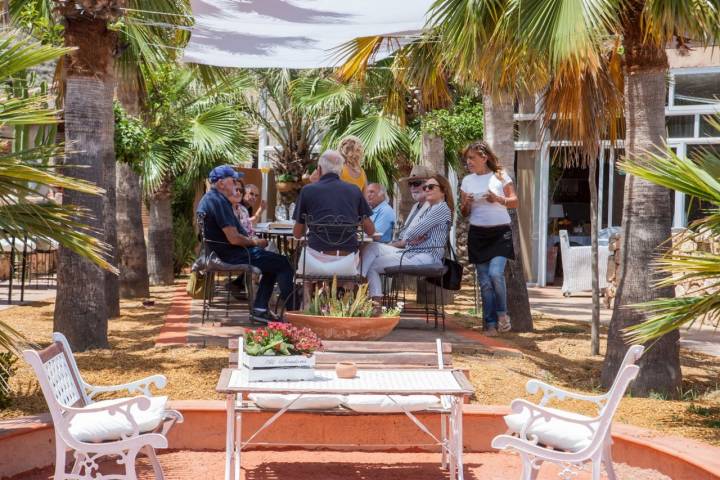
[216,367,474,480]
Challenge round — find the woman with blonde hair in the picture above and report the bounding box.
[338,135,368,191]
[460,141,518,336]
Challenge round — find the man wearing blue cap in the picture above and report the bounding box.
[197,165,294,322]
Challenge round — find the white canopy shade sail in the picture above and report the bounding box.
[184,0,434,69]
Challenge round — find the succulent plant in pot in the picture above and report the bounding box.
[285,277,402,341]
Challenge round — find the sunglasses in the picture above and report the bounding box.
[408,180,424,187]
[246,191,257,196]
[422,184,440,192]
[234,188,245,194]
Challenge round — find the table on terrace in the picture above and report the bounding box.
[216,367,474,480]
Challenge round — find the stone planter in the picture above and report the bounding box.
[285,312,400,341]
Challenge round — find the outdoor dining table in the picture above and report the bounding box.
[216,367,474,480]
[254,223,297,257]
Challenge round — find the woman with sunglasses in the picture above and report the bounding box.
[460,141,519,336]
[362,174,453,301]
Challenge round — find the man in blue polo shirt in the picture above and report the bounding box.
[365,183,395,243]
[197,165,294,322]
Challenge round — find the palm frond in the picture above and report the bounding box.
[622,124,720,343]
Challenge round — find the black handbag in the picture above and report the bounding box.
[427,243,464,291]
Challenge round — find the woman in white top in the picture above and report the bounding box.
[362,174,453,300]
[460,141,519,336]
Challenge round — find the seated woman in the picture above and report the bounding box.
[362,174,453,300]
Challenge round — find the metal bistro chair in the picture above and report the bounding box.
[195,213,261,324]
[381,231,451,330]
[289,214,365,311]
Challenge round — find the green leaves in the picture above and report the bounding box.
[422,96,484,166]
[622,130,720,344]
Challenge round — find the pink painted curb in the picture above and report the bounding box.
[3,402,719,479]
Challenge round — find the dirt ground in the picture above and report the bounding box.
[2,283,719,447]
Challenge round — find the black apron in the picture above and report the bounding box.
[467,224,515,265]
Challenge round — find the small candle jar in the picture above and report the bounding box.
[335,361,357,379]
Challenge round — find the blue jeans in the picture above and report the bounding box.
[219,247,294,310]
[475,256,508,328]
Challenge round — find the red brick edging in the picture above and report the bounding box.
[155,283,192,346]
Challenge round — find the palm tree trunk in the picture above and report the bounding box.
[422,133,445,175]
[104,133,120,318]
[588,158,600,355]
[601,8,681,396]
[54,15,115,350]
[483,94,533,332]
[147,179,175,285]
[116,162,150,297]
[115,78,150,298]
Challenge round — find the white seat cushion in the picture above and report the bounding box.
[296,247,360,276]
[504,406,599,452]
[249,393,344,410]
[68,396,167,443]
[342,395,441,413]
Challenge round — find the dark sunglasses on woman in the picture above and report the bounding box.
[422,184,440,191]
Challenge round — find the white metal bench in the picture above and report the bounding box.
[22,332,184,480]
[492,345,644,480]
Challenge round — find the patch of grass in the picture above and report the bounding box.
[544,325,587,335]
[687,404,720,429]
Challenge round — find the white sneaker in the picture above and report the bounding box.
[498,314,512,333]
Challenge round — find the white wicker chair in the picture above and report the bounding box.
[23,332,183,480]
[492,345,644,480]
[558,230,610,296]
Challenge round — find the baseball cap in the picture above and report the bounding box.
[209,165,243,183]
[399,165,436,183]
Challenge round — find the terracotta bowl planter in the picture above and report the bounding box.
[284,312,400,341]
[276,181,297,192]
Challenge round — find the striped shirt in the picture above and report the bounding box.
[402,201,451,263]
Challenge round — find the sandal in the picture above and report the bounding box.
[498,314,512,333]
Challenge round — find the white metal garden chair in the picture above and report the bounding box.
[22,332,184,480]
[492,345,644,480]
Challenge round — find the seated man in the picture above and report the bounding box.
[293,150,375,274]
[197,165,294,322]
[365,183,396,243]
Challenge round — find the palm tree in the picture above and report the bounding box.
[113,0,192,297]
[46,0,126,350]
[0,32,114,360]
[622,126,720,344]
[431,0,720,395]
[142,66,253,285]
[292,71,419,189]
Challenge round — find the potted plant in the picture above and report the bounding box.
[275,173,298,192]
[242,322,323,381]
[285,277,402,341]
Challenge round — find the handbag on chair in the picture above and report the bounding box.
[426,243,463,291]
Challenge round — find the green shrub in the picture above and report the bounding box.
[173,215,197,275]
